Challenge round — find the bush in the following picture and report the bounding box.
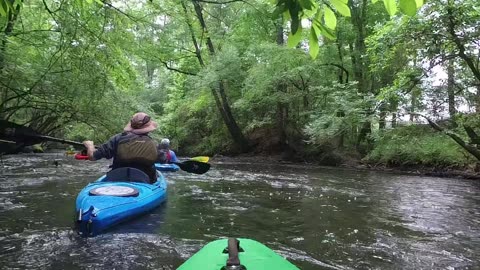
[366,125,475,168]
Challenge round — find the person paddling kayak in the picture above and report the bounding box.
[157,138,179,163]
[83,112,159,183]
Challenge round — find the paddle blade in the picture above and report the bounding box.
[0,120,42,145]
[174,160,210,174]
[74,153,89,160]
[0,120,85,147]
[190,156,209,163]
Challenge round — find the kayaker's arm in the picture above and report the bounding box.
[83,141,97,161]
[83,135,119,161]
[169,150,179,163]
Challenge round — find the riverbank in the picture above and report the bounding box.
[211,153,480,180]
[212,124,480,180]
[355,163,480,180]
[3,143,478,180]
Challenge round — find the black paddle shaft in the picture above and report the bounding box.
[0,120,84,147]
[1,120,210,174]
[29,134,85,147]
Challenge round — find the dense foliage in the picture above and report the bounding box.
[366,125,476,168]
[0,0,479,169]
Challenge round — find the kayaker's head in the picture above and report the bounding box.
[159,138,170,149]
[124,112,157,135]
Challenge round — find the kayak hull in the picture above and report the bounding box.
[177,238,299,270]
[155,163,180,172]
[75,172,167,237]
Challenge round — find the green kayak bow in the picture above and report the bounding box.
[177,238,299,270]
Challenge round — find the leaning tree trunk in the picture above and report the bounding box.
[417,114,480,161]
[187,0,250,152]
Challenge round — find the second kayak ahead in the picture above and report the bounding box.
[75,167,167,237]
[177,238,299,270]
[155,163,180,172]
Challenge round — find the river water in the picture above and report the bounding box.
[0,153,479,269]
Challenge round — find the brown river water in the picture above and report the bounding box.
[0,153,479,269]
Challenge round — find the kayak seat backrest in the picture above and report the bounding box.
[104,167,150,183]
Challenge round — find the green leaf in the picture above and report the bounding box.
[399,0,417,16]
[287,27,303,48]
[86,0,93,4]
[303,1,318,17]
[291,16,300,35]
[298,0,314,10]
[324,7,337,30]
[309,27,320,59]
[313,19,336,40]
[314,7,323,21]
[76,0,84,10]
[372,0,379,3]
[317,23,336,40]
[4,0,13,10]
[0,1,8,17]
[415,0,424,8]
[288,1,301,34]
[273,4,287,18]
[383,0,397,17]
[330,0,351,17]
[283,10,291,22]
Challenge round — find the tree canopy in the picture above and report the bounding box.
[1,0,479,168]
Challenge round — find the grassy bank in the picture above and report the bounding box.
[365,125,476,168]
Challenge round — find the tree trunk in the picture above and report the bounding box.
[336,38,345,83]
[476,85,480,113]
[446,2,480,104]
[350,0,372,151]
[409,89,420,123]
[336,110,345,148]
[0,1,21,119]
[275,19,288,149]
[447,59,456,119]
[356,120,371,153]
[349,0,369,93]
[189,0,250,151]
[146,61,156,86]
[0,0,21,72]
[391,112,397,128]
[379,105,386,130]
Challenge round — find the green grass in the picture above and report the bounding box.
[366,125,475,168]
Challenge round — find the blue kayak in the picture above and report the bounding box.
[75,167,167,237]
[155,163,180,172]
